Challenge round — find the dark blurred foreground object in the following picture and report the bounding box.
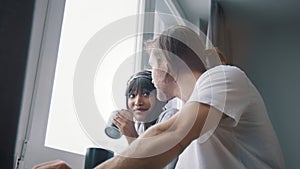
[84,147,114,169]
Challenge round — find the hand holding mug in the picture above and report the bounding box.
[112,109,138,138]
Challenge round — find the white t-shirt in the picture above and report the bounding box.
[175,65,285,169]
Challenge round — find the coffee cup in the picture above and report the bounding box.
[104,110,122,139]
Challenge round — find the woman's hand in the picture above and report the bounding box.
[112,109,138,139]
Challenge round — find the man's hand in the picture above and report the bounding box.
[32,160,72,169]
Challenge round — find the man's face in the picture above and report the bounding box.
[149,51,173,102]
[151,69,170,102]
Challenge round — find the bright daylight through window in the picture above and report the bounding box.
[45,0,139,155]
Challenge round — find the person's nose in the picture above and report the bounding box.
[134,94,144,106]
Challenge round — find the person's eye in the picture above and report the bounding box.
[129,94,136,98]
[142,92,150,97]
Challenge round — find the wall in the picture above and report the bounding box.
[247,25,300,169]
[229,19,300,169]
[0,0,35,168]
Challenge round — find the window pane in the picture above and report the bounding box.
[45,0,139,155]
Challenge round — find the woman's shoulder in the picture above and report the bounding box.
[157,108,178,123]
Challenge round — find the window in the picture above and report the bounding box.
[45,0,140,156]
[15,0,192,168]
[15,0,149,168]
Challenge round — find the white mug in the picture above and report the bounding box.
[104,110,122,139]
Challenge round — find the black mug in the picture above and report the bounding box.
[84,147,114,169]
